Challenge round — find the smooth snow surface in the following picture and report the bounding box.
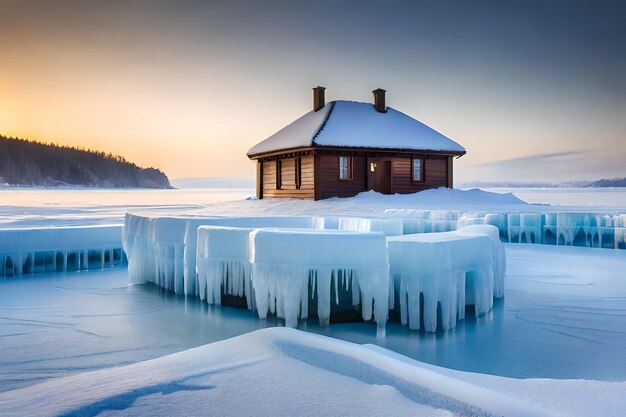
[0,186,253,228]
[246,100,465,156]
[1,327,624,417]
[4,187,625,231]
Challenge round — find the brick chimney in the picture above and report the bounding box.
[372,88,387,113]
[313,86,326,112]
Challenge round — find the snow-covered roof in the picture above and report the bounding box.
[247,100,465,156]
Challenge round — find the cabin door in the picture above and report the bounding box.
[368,159,392,194]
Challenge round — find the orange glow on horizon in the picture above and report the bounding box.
[1,1,624,183]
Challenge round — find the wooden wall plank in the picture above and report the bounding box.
[281,158,296,190]
[259,150,452,199]
[261,155,315,197]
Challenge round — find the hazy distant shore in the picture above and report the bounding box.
[459,178,626,188]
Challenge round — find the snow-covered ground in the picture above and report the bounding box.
[2,186,625,229]
[1,186,625,416]
[1,326,624,417]
[0,186,252,228]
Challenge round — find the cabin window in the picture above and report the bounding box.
[295,157,302,189]
[370,161,377,172]
[339,156,352,180]
[412,158,424,182]
[276,160,282,189]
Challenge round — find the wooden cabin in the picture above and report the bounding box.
[247,87,466,200]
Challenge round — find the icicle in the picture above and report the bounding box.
[388,226,502,332]
[334,270,339,305]
[249,229,389,334]
[316,268,332,326]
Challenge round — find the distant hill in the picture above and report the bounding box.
[590,178,626,187]
[0,135,171,188]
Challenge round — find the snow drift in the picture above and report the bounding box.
[1,327,622,417]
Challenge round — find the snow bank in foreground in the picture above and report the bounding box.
[0,327,622,417]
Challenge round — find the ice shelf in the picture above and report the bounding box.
[250,228,390,336]
[184,216,323,296]
[123,208,625,294]
[196,226,255,309]
[123,213,323,294]
[387,225,504,332]
[457,211,626,249]
[1,225,124,276]
[118,209,626,335]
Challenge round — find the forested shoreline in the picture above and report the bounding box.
[0,135,171,188]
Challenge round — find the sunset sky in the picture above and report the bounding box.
[1,0,624,183]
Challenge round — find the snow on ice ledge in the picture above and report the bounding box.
[1,225,124,276]
[1,327,621,417]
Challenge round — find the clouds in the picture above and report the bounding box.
[458,150,626,184]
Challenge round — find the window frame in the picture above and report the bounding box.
[338,156,353,181]
[411,157,425,183]
[295,157,302,189]
[276,159,282,189]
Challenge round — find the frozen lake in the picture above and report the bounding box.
[0,185,255,228]
[1,185,625,397]
[1,186,625,229]
[484,187,626,208]
[1,243,625,393]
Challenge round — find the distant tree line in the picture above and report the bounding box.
[0,135,171,188]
